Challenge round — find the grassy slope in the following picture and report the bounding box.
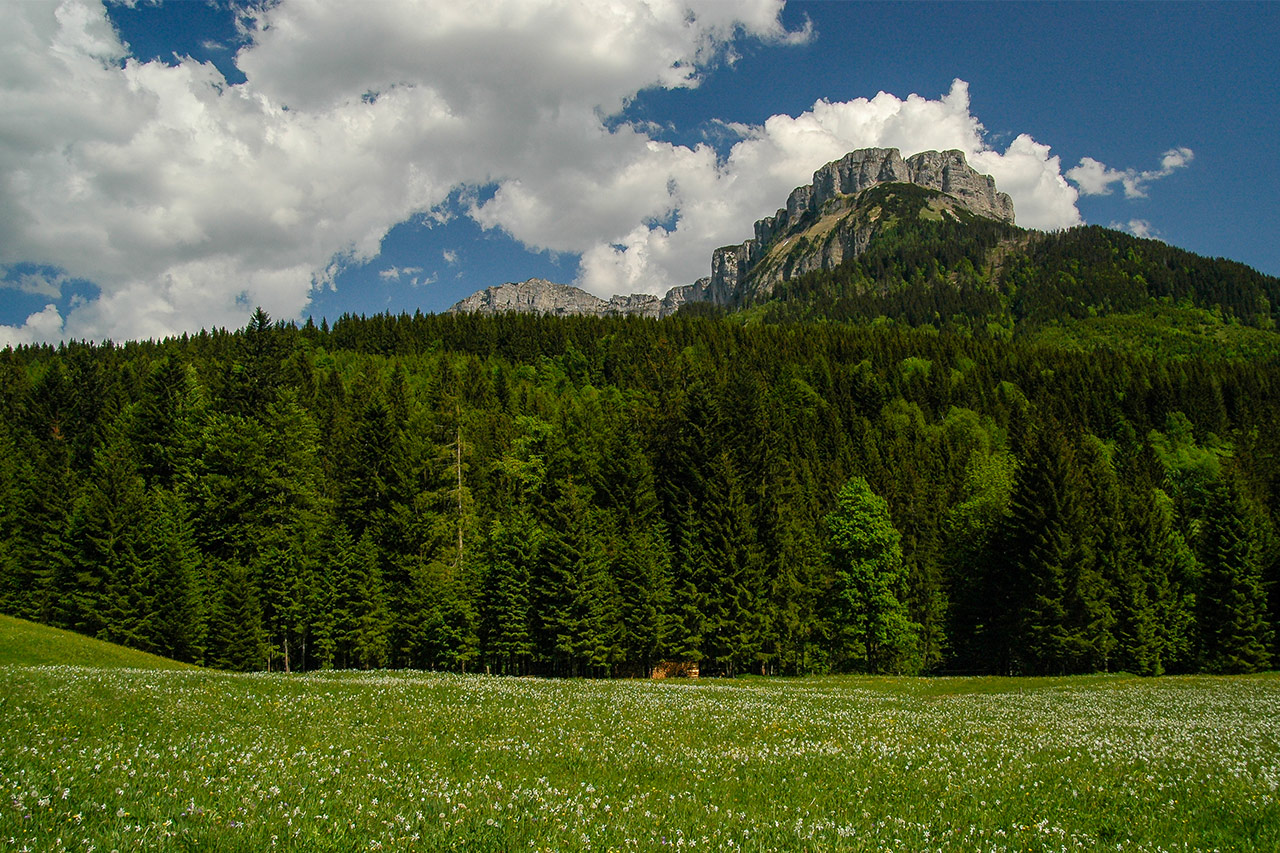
[0,613,196,669]
[3,668,1277,851]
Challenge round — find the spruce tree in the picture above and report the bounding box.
[1197,476,1272,673]
[141,488,205,663]
[1128,487,1200,673]
[480,511,539,675]
[351,531,391,669]
[1001,423,1097,674]
[206,560,266,671]
[701,451,765,676]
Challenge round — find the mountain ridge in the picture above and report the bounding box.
[449,147,1013,319]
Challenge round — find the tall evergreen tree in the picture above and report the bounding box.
[701,451,766,676]
[130,356,200,489]
[140,488,205,663]
[1127,487,1200,673]
[1197,475,1272,673]
[480,511,540,675]
[206,560,266,671]
[351,530,391,669]
[1001,423,1111,674]
[58,422,151,645]
[536,478,620,676]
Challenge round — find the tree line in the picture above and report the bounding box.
[0,307,1276,675]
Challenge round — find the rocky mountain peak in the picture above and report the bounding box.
[447,277,678,319]
[701,148,1014,305]
[449,148,1014,319]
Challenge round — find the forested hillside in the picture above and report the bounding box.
[2,295,1276,676]
[754,184,1280,361]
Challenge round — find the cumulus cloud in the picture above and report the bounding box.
[1110,219,1161,240]
[1067,147,1194,198]
[2,269,70,298]
[1,0,1090,344]
[0,304,65,347]
[1,0,808,344]
[569,80,1083,295]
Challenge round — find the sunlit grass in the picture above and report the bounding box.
[3,667,1277,851]
[0,615,197,670]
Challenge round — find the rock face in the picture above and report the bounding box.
[704,148,1014,305]
[449,148,1014,318]
[448,278,670,319]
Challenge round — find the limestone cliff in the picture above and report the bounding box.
[703,148,1014,305]
[447,278,673,319]
[448,148,1014,318]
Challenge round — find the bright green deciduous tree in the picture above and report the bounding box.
[825,476,919,673]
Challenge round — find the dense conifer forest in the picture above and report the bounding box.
[2,210,1278,677]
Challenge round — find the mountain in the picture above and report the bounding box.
[448,277,675,319]
[681,147,1014,308]
[450,147,1015,318]
[448,145,1280,361]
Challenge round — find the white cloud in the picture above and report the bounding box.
[442,250,458,265]
[568,79,1083,295]
[1064,157,1127,196]
[1067,147,1194,198]
[379,266,423,281]
[1110,219,1161,240]
[2,269,69,298]
[0,304,65,347]
[1,0,803,343]
[2,0,1091,343]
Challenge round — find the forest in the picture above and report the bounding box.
[1,212,1278,678]
[0,307,1275,677]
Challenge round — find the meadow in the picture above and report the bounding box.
[3,647,1278,853]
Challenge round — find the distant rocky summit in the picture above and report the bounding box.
[448,278,680,319]
[448,148,1014,319]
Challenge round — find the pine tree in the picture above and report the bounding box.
[1002,424,1110,675]
[130,356,199,489]
[701,452,765,676]
[602,437,676,674]
[753,427,826,675]
[59,423,152,646]
[351,531,391,669]
[480,511,540,675]
[1197,476,1272,673]
[667,499,708,666]
[537,478,620,676]
[308,537,339,670]
[206,560,266,671]
[943,447,1016,672]
[140,488,205,663]
[0,418,27,617]
[1128,487,1200,673]
[10,363,76,623]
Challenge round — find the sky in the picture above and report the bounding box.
[2,0,1278,346]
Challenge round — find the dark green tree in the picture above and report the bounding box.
[1002,424,1112,674]
[206,560,266,671]
[1197,476,1272,673]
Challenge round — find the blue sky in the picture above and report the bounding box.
[2,0,1277,344]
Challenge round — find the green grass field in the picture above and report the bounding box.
[0,614,198,670]
[1,626,1277,851]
